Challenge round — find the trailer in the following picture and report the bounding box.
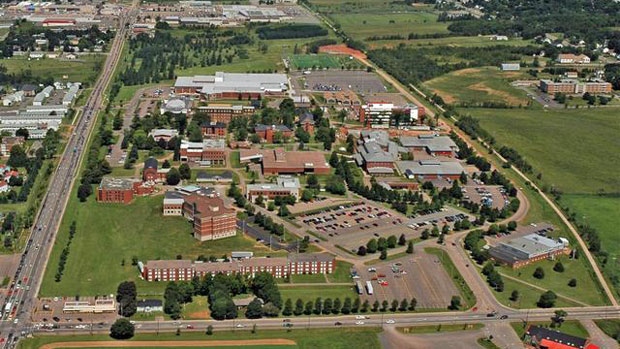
[365,281,374,295]
[355,281,364,295]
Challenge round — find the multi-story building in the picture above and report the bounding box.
[540,79,612,94]
[141,253,336,281]
[246,176,301,202]
[400,134,459,157]
[162,191,185,216]
[239,149,331,175]
[354,130,405,175]
[143,157,158,182]
[556,53,590,64]
[201,121,227,138]
[254,124,293,143]
[173,72,288,100]
[359,103,420,129]
[96,178,154,204]
[196,104,255,124]
[489,231,570,268]
[179,139,226,166]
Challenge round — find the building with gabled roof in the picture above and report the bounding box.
[524,325,598,349]
[400,134,459,157]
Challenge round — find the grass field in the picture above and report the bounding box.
[279,285,358,304]
[332,12,448,41]
[326,261,353,283]
[425,67,531,106]
[470,108,620,194]
[290,54,340,70]
[366,36,535,50]
[39,193,270,297]
[17,328,382,349]
[498,256,608,306]
[594,319,620,343]
[511,320,589,339]
[397,323,483,334]
[1,55,104,84]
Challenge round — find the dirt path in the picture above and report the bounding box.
[40,339,297,349]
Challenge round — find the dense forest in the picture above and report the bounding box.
[255,24,328,40]
[442,0,620,42]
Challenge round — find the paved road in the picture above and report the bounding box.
[0,3,138,348]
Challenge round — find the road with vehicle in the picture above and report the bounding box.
[0,3,138,348]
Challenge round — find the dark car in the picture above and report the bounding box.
[334,321,342,326]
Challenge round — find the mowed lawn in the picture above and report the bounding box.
[39,193,260,297]
[469,108,620,194]
[425,67,531,106]
[333,12,449,41]
[18,328,382,349]
[279,285,358,304]
[1,55,104,83]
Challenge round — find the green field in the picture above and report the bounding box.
[279,285,358,304]
[17,328,382,349]
[366,36,534,50]
[332,12,448,41]
[470,108,620,194]
[594,319,620,343]
[0,55,104,84]
[39,193,270,297]
[511,320,589,339]
[492,275,580,309]
[398,323,484,334]
[290,54,340,70]
[425,67,531,106]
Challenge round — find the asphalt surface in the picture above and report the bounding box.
[0,4,138,348]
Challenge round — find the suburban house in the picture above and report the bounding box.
[539,79,612,94]
[246,176,301,202]
[140,253,336,281]
[556,53,590,64]
[254,124,293,143]
[163,186,237,241]
[396,160,465,181]
[239,148,330,175]
[179,139,226,166]
[196,104,255,124]
[173,72,288,100]
[96,177,154,204]
[400,134,459,157]
[524,325,598,349]
[489,227,570,268]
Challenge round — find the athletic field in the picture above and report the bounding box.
[290,54,340,69]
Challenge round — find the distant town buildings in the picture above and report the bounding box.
[173,72,288,100]
[556,53,591,64]
[500,63,520,71]
[246,176,301,202]
[141,253,336,281]
[239,149,330,175]
[0,136,24,156]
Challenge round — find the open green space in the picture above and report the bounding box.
[594,319,620,343]
[332,12,448,41]
[510,320,589,339]
[425,67,531,107]
[469,108,620,195]
[326,261,353,283]
[397,323,483,334]
[498,256,608,306]
[490,272,581,309]
[425,248,476,309]
[1,55,104,84]
[366,36,534,50]
[290,54,340,70]
[289,273,327,284]
[39,193,270,297]
[279,284,357,304]
[18,328,382,349]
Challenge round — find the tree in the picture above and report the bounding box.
[329,151,339,167]
[399,298,408,311]
[332,298,342,314]
[7,145,28,168]
[282,298,293,316]
[421,229,429,240]
[293,298,304,316]
[306,174,319,189]
[322,298,332,315]
[162,159,171,168]
[246,298,264,319]
[381,300,388,312]
[15,128,29,140]
[379,249,387,260]
[406,241,414,254]
[448,296,461,310]
[366,239,378,253]
[77,183,92,202]
[537,291,557,308]
[179,163,191,180]
[357,246,367,256]
[533,267,545,279]
[166,167,181,185]
[387,235,397,248]
[206,325,213,335]
[313,297,322,315]
[113,113,123,130]
[372,300,380,312]
[568,278,577,287]
[110,318,135,339]
[509,290,519,302]
[116,281,137,317]
[301,190,314,202]
[408,298,417,311]
[390,299,399,312]
[341,297,352,314]
[398,234,407,246]
[552,310,567,327]
[553,261,564,273]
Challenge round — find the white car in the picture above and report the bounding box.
[355,315,365,320]
[355,321,365,325]
[385,319,395,324]
[236,324,245,328]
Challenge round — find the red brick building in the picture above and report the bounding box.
[143,157,158,182]
[298,112,315,135]
[96,178,154,204]
[141,253,336,281]
[540,79,612,94]
[179,140,226,166]
[254,124,293,143]
[201,122,227,137]
[173,73,288,100]
[196,104,255,125]
[240,149,331,175]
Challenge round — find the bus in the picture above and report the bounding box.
[365,281,374,295]
[355,281,364,295]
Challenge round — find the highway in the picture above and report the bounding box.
[0,4,138,348]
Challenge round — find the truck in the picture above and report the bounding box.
[4,302,13,314]
[355,281,364,295]
[365,281,374,295]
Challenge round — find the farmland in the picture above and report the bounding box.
[425,67,531,106]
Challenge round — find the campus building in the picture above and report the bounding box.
[359,103,420,129]
[400,134,459,157]
[148,129,179,143]
[246,176,301,202]
[489,232,570,268]
[556,53,591,64]
[524,325,598,349]
[143,157,158,182]
[173,72,288,100]
[254,124,293,143]
[0,136,25,156]
[540,79,612,94]
[396,160,465,181]
[162,186,237,241]
[354,130,406,175]
[96,178,154,204]
[141,253,336,281]
[201,122,227,138]
[239,149,330,175]
[196,104,255,124]
[62,298,116,314]
[179,139,226,166]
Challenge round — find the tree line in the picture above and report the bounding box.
[255,24,328,40]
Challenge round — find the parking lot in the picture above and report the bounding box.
[462,184,509,210]
[352,253,460,309]
[32,297,117,325]
[299,70,388,94]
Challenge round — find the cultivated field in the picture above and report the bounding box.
[1,55,104,84]
[39,193,270,297]
[425,67,531,106]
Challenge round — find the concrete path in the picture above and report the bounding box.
[581,319,619,349]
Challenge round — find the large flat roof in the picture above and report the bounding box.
[397,160,464,176]
[399,135,458,152]
[175,72,288,94]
